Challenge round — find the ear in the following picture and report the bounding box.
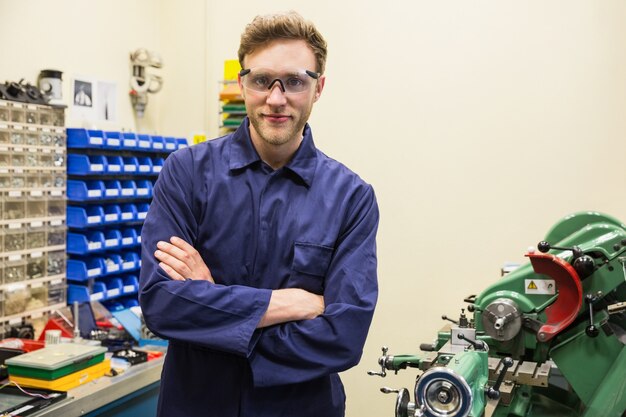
[237,74,246,100]
[313,75,325,102]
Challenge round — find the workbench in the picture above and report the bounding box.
[31,356,163,417]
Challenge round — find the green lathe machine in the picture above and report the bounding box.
[369,211,626,417]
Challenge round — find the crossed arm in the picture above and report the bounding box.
[154,236,325,328]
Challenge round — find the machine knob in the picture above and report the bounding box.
[573,255,595,278]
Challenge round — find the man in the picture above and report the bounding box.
[139,11,379,417]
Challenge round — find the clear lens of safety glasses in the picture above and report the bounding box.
[239,68,320,94]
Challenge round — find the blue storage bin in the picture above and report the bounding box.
[120,180,137,198]
[122,275,139,295]
[67,205,105,228]
[106,155,123,174]
[137,157,153,174]
[134,226,143,244]
[103,204,122,224]
[136,203,149,221]
[103,301,125,311]
[92,282,107,300]
[67,180,105,201]
[123,157,138,174]
[68,284,106,303]
[67,230,105,255]
[135,180,153,198]
[122,298,139,308]
[104,131,122,149]
[121,228,138,247]
[67,284,90,303]
[151,135,165,151]
[104,277,124,299]
[120,204,137,222]
[164,136,177,151]
[67,128,104,149]
[103,229,122,250]
[137,134,152,151]
[152,157,164,174]
[68,154,107,175]
[67,256,104,281]
[104,180,121,198]
[103,253,122,275]
[121,251,139,271]
[177,137,189,149]
[122,132,138,150]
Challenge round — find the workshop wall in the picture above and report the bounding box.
[2,1,626,417]
[0,0,207,138]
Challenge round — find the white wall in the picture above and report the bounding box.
[2,1,626,416]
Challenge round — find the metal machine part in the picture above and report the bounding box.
[415,367,473,417]
[481,298,522,341]
[370,211,626,417]
[381,387,414,417]
[129,48,163,118]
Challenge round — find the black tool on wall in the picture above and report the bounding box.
[0,79,49,104]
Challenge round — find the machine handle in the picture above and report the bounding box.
[457,332,487,351]
[367,346,389,377]
[486,357,514,400]
[585,293,601,337]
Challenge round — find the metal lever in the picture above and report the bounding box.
[537,241,595,278]
[538,241,583,257]
[486,357,514,399]
[443,309,470,327]
[367,346,389,377]
[585,293,601,337]
[457,332,487,351]
[441,315,458,324]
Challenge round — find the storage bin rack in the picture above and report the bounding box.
[0,99,68,338]
[65,129,188,311]
[219,81,246,136]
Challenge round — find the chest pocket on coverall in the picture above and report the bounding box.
[290,242,334,295]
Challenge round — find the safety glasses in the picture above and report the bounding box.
[239,67,320,94]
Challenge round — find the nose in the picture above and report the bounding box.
[266,83,287,106]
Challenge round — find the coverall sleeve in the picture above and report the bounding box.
[139,150,272,356]
[249,185,379,386]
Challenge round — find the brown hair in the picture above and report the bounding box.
[238,11,328,74]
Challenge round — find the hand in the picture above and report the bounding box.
[154,236,214,283]
[258,288,325,328]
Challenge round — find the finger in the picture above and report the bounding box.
[157,240,192,263]
[159,262,186,281]
[155,250,191,277]
[169,237,199,257]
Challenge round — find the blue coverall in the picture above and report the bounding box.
[139,119,379,416]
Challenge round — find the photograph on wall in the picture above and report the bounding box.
[71,76,97,121]
[96,81,117,122]
[73,79,93,107]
